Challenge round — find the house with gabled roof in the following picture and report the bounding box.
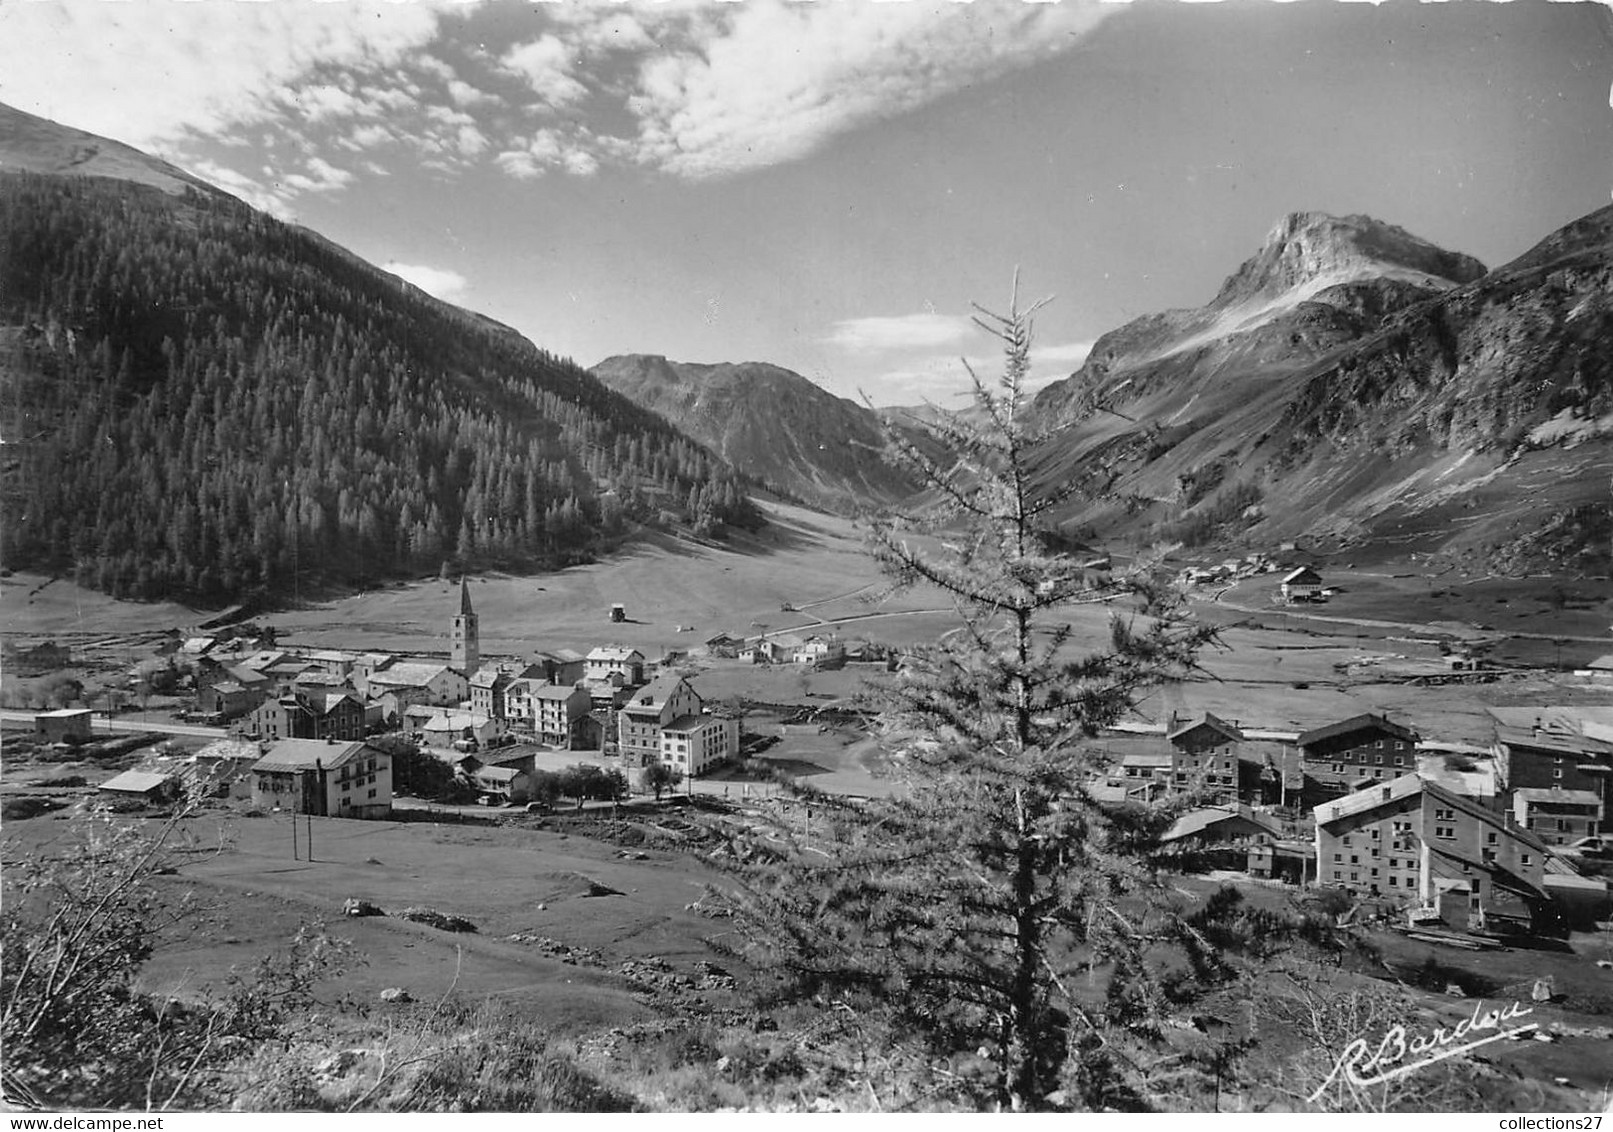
[1314,773,1550,934]
[1280,566,1324,603]
[249,738,391,818]
[660,713,738,776]
[586,645,645,685]
[618,674,702,767]
[365,661,469,708]
[1298,712,1420,803]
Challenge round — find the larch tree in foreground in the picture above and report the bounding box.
[709,278,1239,1110]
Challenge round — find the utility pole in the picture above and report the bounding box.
[306,812,314,862]
[292,809,300,860]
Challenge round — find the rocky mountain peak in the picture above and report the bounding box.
[1213,211,1487,307]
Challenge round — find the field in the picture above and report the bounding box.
[6,801,737,1034]
[5,498,1612,750]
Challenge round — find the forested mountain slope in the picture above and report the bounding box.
[0,169,759,604]
[591,354,920,511]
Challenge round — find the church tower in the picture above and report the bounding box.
[452,576,480,675]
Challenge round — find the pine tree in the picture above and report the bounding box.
[709,278,1223,1110]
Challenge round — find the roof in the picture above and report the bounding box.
[469,669,511,688]
[623,674,695,712]
[1168,712,1244,746]
[307,650,356,664]
[459,576,475,617]
[422,711,491,731]
[530,684,587,701]
[663,713,721,733]
[252,739,369,773]
[1282,567,1322,585]
[99,770,175,794]
[588,645,644,663]
[1297,713,1419,749]
[1120,751,1174,769]
[1160,806,1278,843]
[1585,654,1613,671]
[224,665,269,685]
[36,708,92,719]
[1514,787,1603,807]
[368,662,456,687]
[179,637,217,653]
[534,648,586,664]
[1315,773,1549,854]
[475,765,522,784]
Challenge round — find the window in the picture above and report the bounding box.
[1333,870,1342,880]
[1350,855,1359,864]
[1394,756,1403,766]
[1350,872,1358,882]
[1521,854,1532,866]
[1374,755,1383,765]
[1388,876,1398,887]
[1370,828,1380,839]
[1487,831,1497,844]
[1435,825,1455,839]
[1333,763,1344,774]
[1553,769,1563,779]
[1333,853,1342,862]
[367,789,376,799]
[1370,868,1378,877]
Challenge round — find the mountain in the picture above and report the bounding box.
[0,105,761,605]
[590,355,919,511]
[0,102,221,198]
[1028,209,1612,573]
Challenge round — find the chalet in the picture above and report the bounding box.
[473,764,530,805]
[249,738,391,818]
[1165,713,1244,803]
[1511,788,1602,847]
[1117,751,1173,800]
[660,714,739,777]
[34,708,93,744]
[618,675,703,767]
[98,770,180,805]
[741,637,788,665]
[1279,566,1324,603]
[1314,774,1550,934]
[791,635,845,668]
[1158,805,1278,848]
[704,632,745,659]
[1298,713,1420,802]
[586,645,645,685]
[248,691,367,742]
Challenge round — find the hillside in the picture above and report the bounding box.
[0,106,760,605]
[0,102,219,198]
[590,355,919,511]
[1028,208,1612,573]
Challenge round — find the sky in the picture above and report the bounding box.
[1,0,1610,407]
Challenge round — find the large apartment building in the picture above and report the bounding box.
[1313,773,1549,934]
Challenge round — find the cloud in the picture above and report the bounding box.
[499,34,590,107]
[0,0,452,152]
[382,262,469,301]
[622,0,1114,179]
[186,158,295,220]
[826,313,976,353]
